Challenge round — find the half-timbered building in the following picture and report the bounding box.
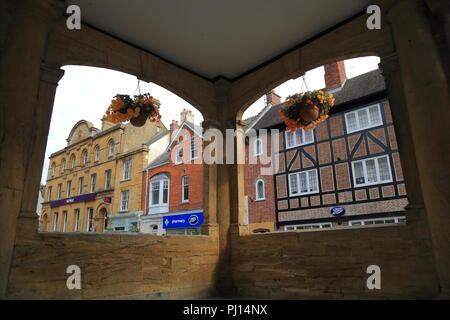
[245,61,407,231]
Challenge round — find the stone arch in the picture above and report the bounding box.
[66,120,97,145]
[230,14,395,119]
[95,206,109,232]
[45,22,216,117]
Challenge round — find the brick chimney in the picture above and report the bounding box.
[265,90,281,107]
[170,120,179,139]
[180,108,194,124]
[324,61,347,91]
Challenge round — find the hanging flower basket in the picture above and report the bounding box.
[105,93,162,127]
[278,90,335,131]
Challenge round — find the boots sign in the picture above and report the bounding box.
[330,206,346,217]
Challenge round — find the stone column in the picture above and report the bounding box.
[200,119,220,238]
[385,0,450,295]
[379,52,440,291]
[0,0,64,297]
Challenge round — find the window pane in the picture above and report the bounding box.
[308,170,318,192]
[286,132,294,148]
[368,105,381,125]
[151,182,160,205]
[357,109,369,128]
[299,172,308,193]
[162,180,169,204]
[303,129,313,144]
[366,159,377,183]
[354,162,365,185]
[295,129,303,145]
[378,157,391,181]
[257,180,264,199]
[346,113,358,132]
[289,174,298,194]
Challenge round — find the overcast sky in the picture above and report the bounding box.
[41,56,380,184]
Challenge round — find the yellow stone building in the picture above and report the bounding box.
[40,117,167,233]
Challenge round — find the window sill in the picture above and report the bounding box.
[255,198,265,202]
[181,200,189,204]
[120,178,131,183]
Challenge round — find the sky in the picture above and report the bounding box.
[41,56,380,184]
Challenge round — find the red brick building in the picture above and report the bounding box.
[243,91,281,232]
[140,110,204,235]
[244,61,408,231]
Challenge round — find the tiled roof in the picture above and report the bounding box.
[143,152,169,171]
[251,69,386,130]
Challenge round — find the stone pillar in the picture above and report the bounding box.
[385,0,450,295]
[200,119,220,238]
[379,52,440,291]
[0,0,64,297]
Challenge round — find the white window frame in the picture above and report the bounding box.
[61,159,66,173]
[57,183,62,200]
[284,222,332,231]
[349,216,406,226]
[285,128,314,149]
[121,190,129,212]
[90,174,96,193]
[108,140,114,157]
[62,211,67,232]
[351,155,393,187]
[175,146,183,164]
[74,209,80,232]
[255,179,265,201]
[47,186,52,201]
[78,177,84,195]
[345,103,383,134]
[86,208,93,232]
[123,159,132,180]
[66,181,71,197]
[71,155,76,169]
[105,170,111,189]
[254,138,263,156]
[190,140,198,160]
[53,213,58,231]
[149,177,170,209]
[182,175,189,202]
[288,169,319,196]
[94,145,100,161]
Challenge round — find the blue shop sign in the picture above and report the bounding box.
[163,212,204,229]
[330,206,346,217]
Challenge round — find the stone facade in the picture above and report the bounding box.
[40,117,164,233]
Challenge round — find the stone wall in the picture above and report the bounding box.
[232,223,439,299]
[7,216,219,299]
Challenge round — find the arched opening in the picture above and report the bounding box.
[40,213,48,231]
[39,65,205,236]
[96,207,108,233]
[240,56,410,233]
